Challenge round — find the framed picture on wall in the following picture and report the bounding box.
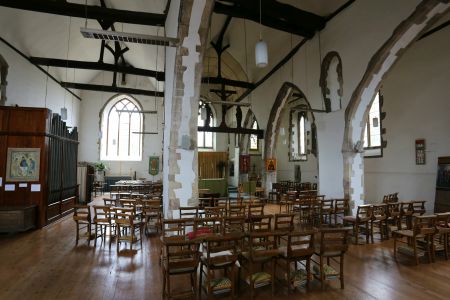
[6,148,40,182]
[415,139,425,165]
[149,156,159,175]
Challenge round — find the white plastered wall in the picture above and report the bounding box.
[364,25,450,212]
[0,42,80,128]
[78,71,164,180]
[234,0,424,199]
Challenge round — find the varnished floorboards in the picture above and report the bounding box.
[1,201,450,300]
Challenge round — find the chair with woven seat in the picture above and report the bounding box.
[248,214,273,232]
[435,213,450,260]
[278,230,316,293]
[204,206,226,218]
[333,198,348,225]
[92,205,114,248]
[312,227,351,289]
[223,216,246,234]
[386,202,401,235]
[412,200,426,217]
[228,205,246,217]
[162,238,200,300]
[393,215,436,265]
[199,234,242,299]
[179,206,199,219]
[141,199,162,235]
[399,202,414,230]
[343,204,372,244]
[274,213,295,232]
[268,183,281,204]
[112,207,144,252]
[240,231,280,299]
[103,197,116,207]
[320,199,334,225]
[73,205,92,246]
[370,204,388,242]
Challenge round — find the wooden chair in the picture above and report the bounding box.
[162,238,200,300]
[274,213,295,232]
[435,213,450,260]
[112,207,144,252]
[73,205,92,246]
[248,214,273,232]
[343,204,372,244]
[103,197,116,207]
[370,204,388,242]
[247,204,265,218]
[412,200,426,217]
[333,198,348,225]
[228,205,246,217]
[268,183,281,203]
[278,230,315,293]
[240,232,280,299]
[393,215,436,265]
[190,217,222,240]
[312,227,351,289]
[386,202,401,235]
[141,199,162,235]
[399,202,414,230]
[223,216,246,234]
[179,206,199,219]
[92,205,114,248]
[320,199,334,225]
[199,234,242,299]
[204,206,226,218]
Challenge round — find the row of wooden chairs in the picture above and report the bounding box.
[161,219,351,299]
[279,197,349,227]
[343,201,426,244]
[73,201,162,251]
[393,213,450,265]
[268,182,318,202]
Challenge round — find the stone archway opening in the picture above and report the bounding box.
[342,0,450,212]
[264,82,318,193]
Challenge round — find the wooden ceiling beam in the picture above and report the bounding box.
[201,77,254,89]
[30,57,164,81]
[214,0,325,37]
[61,82,164,98]
[0,0,166,26]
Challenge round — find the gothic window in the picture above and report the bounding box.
[250,120,259,151]
[100,95,143,161]
[364,91,383,157]
[198,100,214,149]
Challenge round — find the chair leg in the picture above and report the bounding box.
[271,258,275,297]
[393,233,397,259]
[340,255,345,289]
[354,223,359,245]
[286,260,291,293]
[320,256,325,290]
[306,258,311,289]
[370,221,374,243]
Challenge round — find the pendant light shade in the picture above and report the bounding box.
[60,107,67,120]
[255,39,268,68]
[200,106,207,121]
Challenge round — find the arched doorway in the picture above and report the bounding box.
[343,0,450,211]
[264,82,318,193]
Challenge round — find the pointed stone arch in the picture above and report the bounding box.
[342,0,450,210]
[264,82,316,192]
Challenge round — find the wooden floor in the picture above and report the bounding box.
[1,201,450,300]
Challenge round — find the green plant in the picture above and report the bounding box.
[95,162,106,171]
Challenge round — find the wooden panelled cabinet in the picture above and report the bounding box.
[0,106,78,229]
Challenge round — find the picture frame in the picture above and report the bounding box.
[6,148,41,182]
[149,156,159,175]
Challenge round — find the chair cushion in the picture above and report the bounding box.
[289,269,308,288]
[210,277,232,292]
[186,228,212,240]
[246,272,271,288]
[313,264,339,278]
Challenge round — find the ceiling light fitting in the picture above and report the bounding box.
[80,27,178,46]
[255,0,268,68]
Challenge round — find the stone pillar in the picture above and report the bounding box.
[163,0,214,218]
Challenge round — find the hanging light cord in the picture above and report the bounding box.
[64,17,72,109]
[155,27,159,129]
[44,66,49,108]
[290,33,294,82]
[259,0,262,40]
[244,19,251,107]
